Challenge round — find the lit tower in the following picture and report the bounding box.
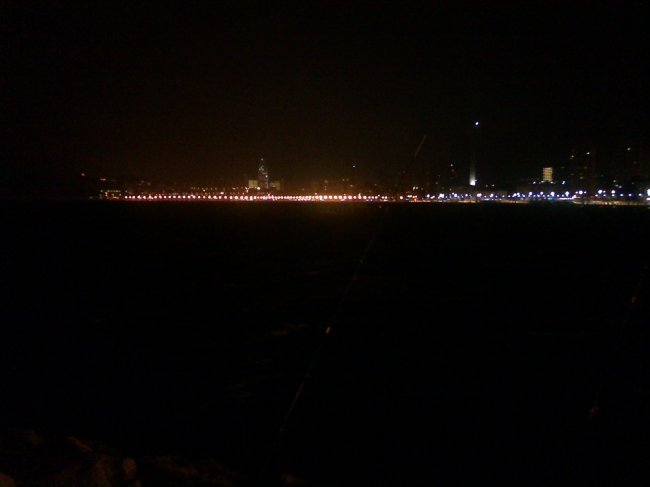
[258,159,269,191]
[542,167,553,182]
[469,121,480,186]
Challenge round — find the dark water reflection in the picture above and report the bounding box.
[2,202,649,484]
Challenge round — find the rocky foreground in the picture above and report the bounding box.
[0,429,311,487]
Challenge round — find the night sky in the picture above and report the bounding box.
[2,1,649,190]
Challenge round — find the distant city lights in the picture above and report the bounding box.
[113,188,650,206]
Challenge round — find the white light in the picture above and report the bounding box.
[475,122,479,126]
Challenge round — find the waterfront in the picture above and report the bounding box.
[2,201,649,484]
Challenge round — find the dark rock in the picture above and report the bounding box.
[68,436,94,453]
[139,455,200,483]
[0,429,141,487]
[139,455,244,486]
[123,458,137,481]
[78,457,116,487]
[0,428,43,453]
[0,473,16,487]
[1,429,246,486]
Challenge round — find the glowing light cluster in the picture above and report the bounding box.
[117,189,650,206]
[122,194,391,202]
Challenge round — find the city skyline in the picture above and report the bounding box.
[2,2,649,196]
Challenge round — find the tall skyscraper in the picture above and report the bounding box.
[258,159,269,191]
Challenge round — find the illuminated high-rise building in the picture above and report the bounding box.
[469,165,476,186]
[470,121,480,186]
[257,159,269,191]
[542,167,553,182]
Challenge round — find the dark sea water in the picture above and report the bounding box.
[2,201,649,485]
